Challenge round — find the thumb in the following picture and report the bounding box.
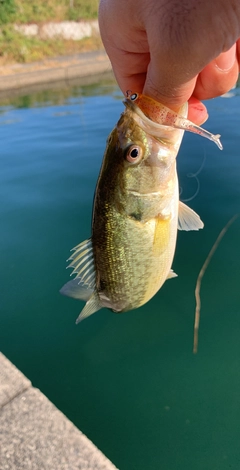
[143,60,198,111]
[143,65,208,124]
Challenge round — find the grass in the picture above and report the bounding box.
[2,0,99,24]
[0,0,101,65]
[0,25,103,65]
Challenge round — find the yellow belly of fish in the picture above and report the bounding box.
[140,215,174,305]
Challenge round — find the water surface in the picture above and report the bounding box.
[0,77,240,470]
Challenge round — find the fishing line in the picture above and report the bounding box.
[180,176,200,202]
[180,148,206,202]
[193,214,239,354]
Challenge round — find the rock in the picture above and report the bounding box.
[14,24,39,37]
[13,21,100,41]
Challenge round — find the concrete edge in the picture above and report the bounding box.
[0,51,112,92]
[0,352,118,469]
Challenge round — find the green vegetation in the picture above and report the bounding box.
[0,0,16,25]
[0,0,101,65]
[0,25,102,64]
[1,0,99,24]
[0,0,15,25]
[67,0,99,21]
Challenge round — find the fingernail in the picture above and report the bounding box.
[215,45,236,71]
[188,98,209,125]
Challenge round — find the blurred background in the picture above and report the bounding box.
[0,0,101,64]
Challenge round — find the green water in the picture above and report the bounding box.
[0,77,240,470]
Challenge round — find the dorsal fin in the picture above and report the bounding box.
[178,201,204,231]
[60,238,102,324]
[67,238,96,289]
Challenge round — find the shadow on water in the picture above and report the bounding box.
[0,71,119,109]
[0,75,239,470]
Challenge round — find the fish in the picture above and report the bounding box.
[60,93,222,323]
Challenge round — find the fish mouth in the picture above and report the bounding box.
[124,99,185,149]
[124,99,175,133]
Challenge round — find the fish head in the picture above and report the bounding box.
[95,97,187,217]
[117,99,187,194]
[96,108,152,197]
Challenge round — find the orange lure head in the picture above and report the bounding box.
[125,92,184,127]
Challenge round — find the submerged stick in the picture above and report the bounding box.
[193,214,239,354]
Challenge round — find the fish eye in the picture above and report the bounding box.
[125,145,142,163]
[130,93,138,101]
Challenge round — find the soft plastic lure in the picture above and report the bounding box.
[126,92,223,150]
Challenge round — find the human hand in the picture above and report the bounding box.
[99,0,240,124]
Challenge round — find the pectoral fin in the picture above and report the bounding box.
[178,201,204,231]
